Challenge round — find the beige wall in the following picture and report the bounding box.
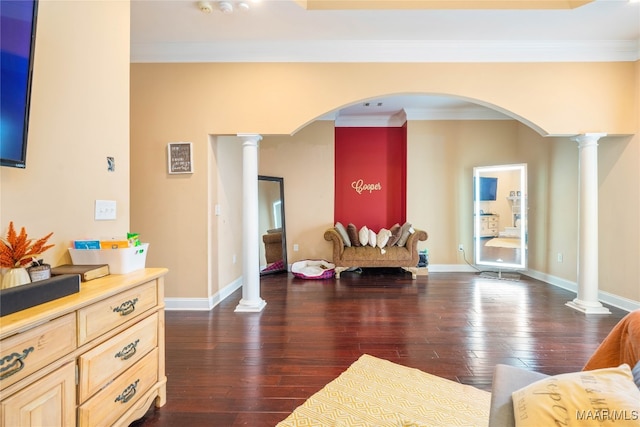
[214,136,244,291]
[260,122,335,264]
[131,62,636,136]
[0,0,130,268]
[130,61,639,304]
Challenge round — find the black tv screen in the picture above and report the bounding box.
[477,177,498,201]
[1,0,39,169]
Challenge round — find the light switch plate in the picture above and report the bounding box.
[95,200,116,220]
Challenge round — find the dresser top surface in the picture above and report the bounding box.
[0,268,168,339]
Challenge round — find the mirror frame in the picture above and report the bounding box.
[258,175,287,275]
[473,164,527,271]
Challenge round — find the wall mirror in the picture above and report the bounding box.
[473,164,527,273]
[258,175,287,275]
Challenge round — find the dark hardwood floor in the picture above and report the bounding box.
[131,269,628,426]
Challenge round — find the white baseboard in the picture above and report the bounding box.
[522,269,640,313]
[164,276,242,311]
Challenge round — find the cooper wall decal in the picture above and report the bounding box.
[351,179,382,194]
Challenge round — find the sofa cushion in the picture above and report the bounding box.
[397,222,413,247]
[512,364,640,427]
[335,222,351,247]
[359,226,369,246]
[368,229,377,247]
[488,364,548,427]
[347,223,360,246]
[387,223,401,246]
[377,228,391,248]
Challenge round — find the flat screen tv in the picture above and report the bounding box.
[1,0,39,169]
[477,177,498,201]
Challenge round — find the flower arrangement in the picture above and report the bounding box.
[0,222,54,268]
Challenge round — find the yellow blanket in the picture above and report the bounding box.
[277,354,490,427]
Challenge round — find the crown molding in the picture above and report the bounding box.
[327,105,513,126]
[131,39,640,63]
[334,110,408,127]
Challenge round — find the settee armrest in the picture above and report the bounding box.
[405,229,428,248]
[324,228,345,259]
[488,364,548,427]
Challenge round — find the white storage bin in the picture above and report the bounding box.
[69,243,149,274]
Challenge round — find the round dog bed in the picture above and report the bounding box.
[291,259,335,279]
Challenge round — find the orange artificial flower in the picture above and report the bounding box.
[0,222,54,268]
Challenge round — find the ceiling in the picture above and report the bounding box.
[130,0,640,122]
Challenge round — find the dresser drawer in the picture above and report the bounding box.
[0,313,76,390]
[78,348,158,427]
[77,281,158,345]
[1,362,76,427]
[78,313,158,402]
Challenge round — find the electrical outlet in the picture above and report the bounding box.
[557,252,563,263]
[293,244,299,252]
[458,244,464,252]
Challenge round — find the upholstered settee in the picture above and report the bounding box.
[324,227,428,279]
[262,228,283,264]
[488,309,640,427]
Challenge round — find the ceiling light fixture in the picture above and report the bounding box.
[198,0,258,14]
[197,0,213,13]
[218,1,234,13]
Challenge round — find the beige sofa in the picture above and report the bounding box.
[489,309,640,427]
[324,227,428,278]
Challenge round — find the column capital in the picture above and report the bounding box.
[237,133,262,146]
[572,133,607,148]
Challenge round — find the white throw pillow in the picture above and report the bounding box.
[512,364,640,427]
[368,229,377,247]
[358,226,369,246]
[377,228,391,248]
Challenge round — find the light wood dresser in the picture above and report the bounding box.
[0,268,168,427]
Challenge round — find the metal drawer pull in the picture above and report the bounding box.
[115,379,139,404]
[115,339,140,361]
[0,347,35,380]
[113,298,139,316]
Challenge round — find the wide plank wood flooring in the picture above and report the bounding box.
[132,269,628,426]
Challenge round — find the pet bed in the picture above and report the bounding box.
[291,259,335,279]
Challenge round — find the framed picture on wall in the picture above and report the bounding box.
[168,142,194,174]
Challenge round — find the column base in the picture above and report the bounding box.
[566,298,610,315]
[235,298,267,313]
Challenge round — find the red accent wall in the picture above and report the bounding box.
[334,125,407,231]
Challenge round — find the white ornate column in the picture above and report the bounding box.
[566,133,610,314]
[235,134,266,313]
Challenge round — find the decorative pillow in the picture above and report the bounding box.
[396,222,413,247]
[512,364,640,427]
[368,229,377,247]
[358,226,369,246]
[334,222,351,247]
[346,223,360,246]
[377,228,391,249]
[387,223,401,246]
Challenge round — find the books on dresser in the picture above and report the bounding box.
[51,264,110,281]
